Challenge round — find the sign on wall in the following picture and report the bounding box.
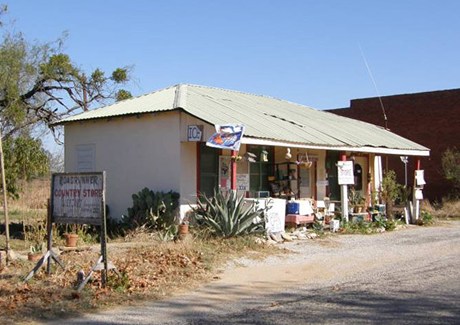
[187,125,203,141]
[236,174,250,191]
[337,161,355,185]
[51,172,105,225]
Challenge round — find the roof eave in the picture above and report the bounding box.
[241,137,430,157]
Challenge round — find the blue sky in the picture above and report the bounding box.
[3,0,460,111]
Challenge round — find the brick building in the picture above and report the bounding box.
[329,88,460,201]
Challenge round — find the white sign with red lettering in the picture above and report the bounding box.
[52,172,105,225]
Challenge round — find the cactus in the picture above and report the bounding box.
[123,187,180,230]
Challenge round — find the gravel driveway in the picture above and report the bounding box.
[47,221,460,324]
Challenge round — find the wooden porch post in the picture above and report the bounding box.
[230,150,237,191]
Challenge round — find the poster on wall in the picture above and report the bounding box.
[337,161,354,185]
[219,156,231,190]
[236,174,250,192]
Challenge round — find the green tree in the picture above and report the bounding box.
[441,147,460,195]
[0,32,132,139]
[3,131,49,198]
[0,6,132,197]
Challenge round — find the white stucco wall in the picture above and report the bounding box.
[64,112,182,220]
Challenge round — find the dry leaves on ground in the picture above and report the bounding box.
[0,239,210,324]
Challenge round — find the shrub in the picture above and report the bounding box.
[441,147,460,196]
[417,210,434,226]
[191,189,266,238]
[381,170,402,220]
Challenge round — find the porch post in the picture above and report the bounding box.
[231,150,237,191]
[340,153,349,222]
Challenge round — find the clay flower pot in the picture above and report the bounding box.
[28,253,41,262]
[65,233,79,247]
[178,223,189,239]
[179,223,189,235]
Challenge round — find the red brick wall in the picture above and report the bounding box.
[329,88,460,201]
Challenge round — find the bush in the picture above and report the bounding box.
[191,189,266,238]
[441,147,460,196]
[417,210,434,226]
[381,170,403,220]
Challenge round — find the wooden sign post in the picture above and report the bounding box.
[25,171,117,289]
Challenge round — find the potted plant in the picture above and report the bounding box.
[349,188,365,213]
[28,242,43,262]
[178,211,191,238]
[64,233,79,247]
[64,224,80,247]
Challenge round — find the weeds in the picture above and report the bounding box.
[417,210,434,226]
[340,217,399,234]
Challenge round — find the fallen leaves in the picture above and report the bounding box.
[0,240,208,323]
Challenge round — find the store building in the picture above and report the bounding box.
[55,84,429,222]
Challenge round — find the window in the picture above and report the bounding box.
[247,146,274,193]
[76,144,95,172]
[354,163,363,191]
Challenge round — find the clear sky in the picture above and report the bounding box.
[3,0,459,111]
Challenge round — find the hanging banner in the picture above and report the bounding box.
[206,124,245,151]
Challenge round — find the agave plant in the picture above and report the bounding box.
[191,189,266,238]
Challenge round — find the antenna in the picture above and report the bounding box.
[359,43,388,130]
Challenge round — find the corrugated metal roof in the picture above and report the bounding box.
[56,84,429,155]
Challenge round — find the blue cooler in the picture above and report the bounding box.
[286,202,300,214]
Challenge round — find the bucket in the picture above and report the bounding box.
[330,219,340,232]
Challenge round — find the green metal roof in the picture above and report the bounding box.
[57,84,430,156]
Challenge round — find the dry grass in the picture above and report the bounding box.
[422,199,460,219]
[10,178,50,210]
[0,233,278,324]
[5,178,49,227]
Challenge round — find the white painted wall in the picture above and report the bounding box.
[65,112,182,220]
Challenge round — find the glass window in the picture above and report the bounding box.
[246,146,274,193]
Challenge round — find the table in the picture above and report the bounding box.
[285,214,315,227]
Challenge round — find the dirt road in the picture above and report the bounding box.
[47,221,460,324]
